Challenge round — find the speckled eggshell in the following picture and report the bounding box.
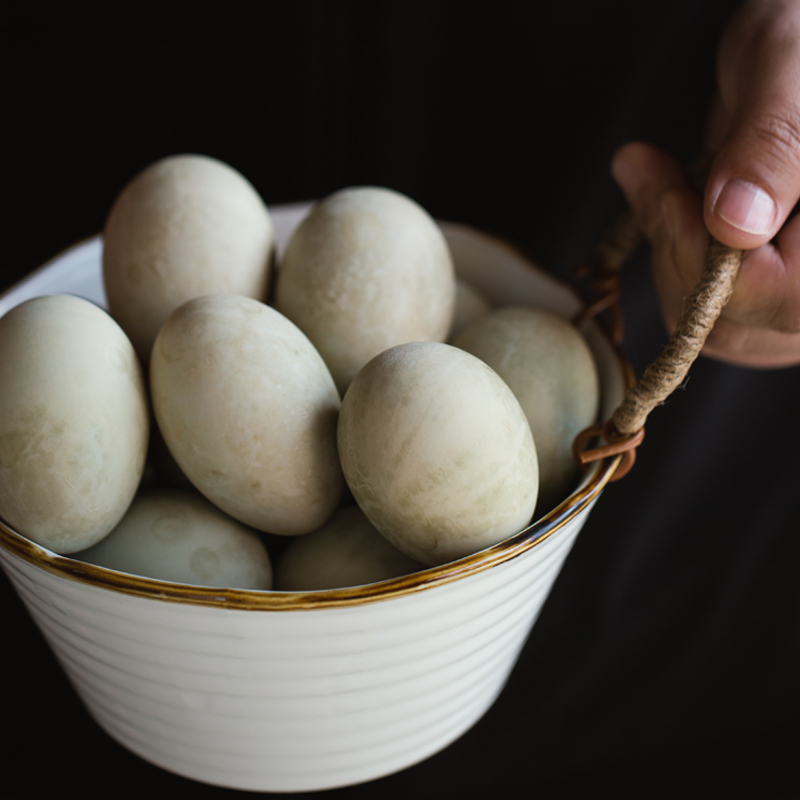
[275,505,421,591]
[275,186,456,395]
[338,342,538,567]
[150,294,344,536]
[453,307,600,510]
[103,154,275,363]
[76,488,273,589]
[0,294,149,554]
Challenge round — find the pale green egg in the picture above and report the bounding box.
[276,505,420,591]
[338,342,539,567]
[453,307,600,511]
[0,294,149,554]
[275,186,456,395]
[150,294,344,537]
[103,154,275,364]
[448,277,492,341]
[77,488,273,589]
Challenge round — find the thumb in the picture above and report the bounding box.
[704,3,800,249]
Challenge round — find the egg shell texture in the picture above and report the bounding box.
[0,294,149,553]
[338,342,539,566]
[77,488,273,590]
[103,154,275,363]
[150,294,344,536]
[453,307,600,510]
[275,186,455,394]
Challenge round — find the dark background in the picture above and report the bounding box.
[3,2,799,798]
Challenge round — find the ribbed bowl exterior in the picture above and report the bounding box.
[0,503,589,792]
[0,206,629,792]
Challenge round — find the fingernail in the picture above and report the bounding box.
[713,179,776,235]
[611,151,644,199]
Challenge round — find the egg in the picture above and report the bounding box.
[275,506,420,591]
[0,294,149,553]
[453,307,600,510]
[448,277,492,341]
[76,488,273,589]
[103,154,275,363]
[338,342,539,566]
[150,294,344,536]
[275,186,456,394]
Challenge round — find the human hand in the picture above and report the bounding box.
[611,0,800,368]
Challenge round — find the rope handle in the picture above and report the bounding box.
[574,212,744,480]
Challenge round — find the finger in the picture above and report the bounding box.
[723,215,800,331]
[651,187,709,332]
[611,142,689,241]
[665,192,800,331]
[612,143,704,335]
[704,3,800,248]
[661,190,800,365]
[613,141,800,365]
[696,311,800,369]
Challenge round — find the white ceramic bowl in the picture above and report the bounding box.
[0,204,630,793]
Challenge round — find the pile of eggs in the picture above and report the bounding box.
[0,154,600,592]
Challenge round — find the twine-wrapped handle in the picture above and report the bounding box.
[575,218,745,480]
[612,239,743,434]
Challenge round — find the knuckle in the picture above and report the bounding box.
[748,109,800,165]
